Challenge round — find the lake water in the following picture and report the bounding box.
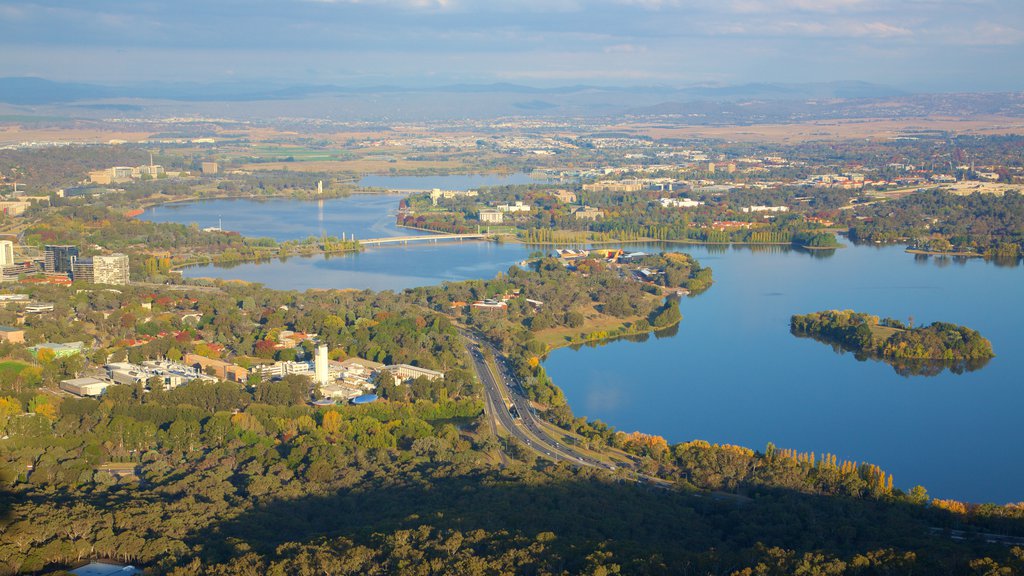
[546,245,1024,504]
[359,173,544,190]
[142,194,424,242]
[145,196,1023,504]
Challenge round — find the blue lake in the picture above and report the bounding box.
[142,194,424,243]
[145,197,1024,504]
[546,244,1024,504]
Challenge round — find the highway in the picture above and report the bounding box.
[460,328,678,489]
[460,329,619,471]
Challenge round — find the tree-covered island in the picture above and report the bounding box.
[791,310,995,376]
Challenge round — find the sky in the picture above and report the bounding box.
[0,0,1022,91]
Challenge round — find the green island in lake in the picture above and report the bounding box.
[791,310,995,376]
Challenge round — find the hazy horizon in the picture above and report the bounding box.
[1,0,1022,93]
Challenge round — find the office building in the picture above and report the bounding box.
[73,254,130,285]
[44,245,79,274]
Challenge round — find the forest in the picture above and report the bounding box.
[845,190,1024,259]
[791,310,995,376]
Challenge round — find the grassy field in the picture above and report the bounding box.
[868,324,904,341]
[533,303,643,349]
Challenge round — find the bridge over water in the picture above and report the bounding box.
[358,233,489,246]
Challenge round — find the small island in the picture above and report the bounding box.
[791,310,994,376]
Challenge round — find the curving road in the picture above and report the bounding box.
[460,329,618,471]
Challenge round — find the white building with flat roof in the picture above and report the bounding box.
[386,364,445,382]
[60,377,111,397]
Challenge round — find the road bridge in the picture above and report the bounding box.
[359,233,487,246]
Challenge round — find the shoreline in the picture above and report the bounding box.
[906,248,983,258]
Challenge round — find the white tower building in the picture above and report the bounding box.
[314,344,329,386]
[0,241,13,267]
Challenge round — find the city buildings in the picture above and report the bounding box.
[72,254,130,285]
[315,344,329,386]
[60,377,111,397]
[551,189,577,203]
[429,188,478,205]
[184,353,249,383]
[742,205,790,214]
[31,341,85,358]
[385,364,445,382]
[497,201,531,213]
[0,326,25,343]
[479,209,504,224]
[659,197,703,208]
[573,206,604,221]
[582,179,643,193]
[44,245,79,274]
[0,240,13,266]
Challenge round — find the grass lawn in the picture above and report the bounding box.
[533,303,641,349]
[869,324,904,341]
[0,360,30,378]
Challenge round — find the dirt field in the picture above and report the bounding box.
[239,158,468,173]
[941,182,1023,196]
[0,126,155,146]
[604,116,1024,143]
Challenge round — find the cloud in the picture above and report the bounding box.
[948,21,1024,45]
[603,43,648,53]
[727,0,876,14]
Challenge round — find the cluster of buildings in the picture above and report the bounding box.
[88,161,167,185]
[741,205,790,214]
[1,243,130,285]
[0,295,64,337]
[60,359,218,397]
[252,342,446,403]
[429,188,478,206]
[659,197,704,209]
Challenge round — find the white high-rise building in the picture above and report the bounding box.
[314,344,329,386]
[0,241,13,267]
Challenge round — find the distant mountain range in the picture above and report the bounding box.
[2,77,1020,123]
[0,76,907,106]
